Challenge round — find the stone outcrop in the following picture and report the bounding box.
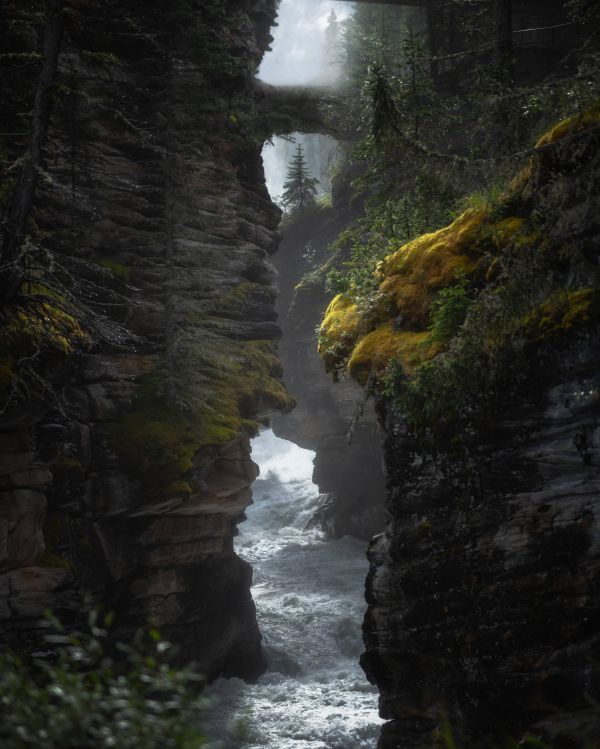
[272,205,386,540]
[365,338,600,748]
[317,111,600,745]
[0,0,288,679]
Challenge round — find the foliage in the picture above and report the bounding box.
[281,143,319,214]
[428,273,472,343]
[0,612,205,749]
[323,108,600,476]
[322,0,600,320]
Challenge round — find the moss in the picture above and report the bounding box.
[2,298,89,358]
[52,456,83,480]
[0,289,90,401]
[318,294,361,372]
[109,338,293,496]
[40,514,75,572]
[378,209,490,330]
[39,550,75,572]
[535,101,600,148]
[318,108,599,390]
[318,208,527,382]
[0,363,13,391]
[525,289,597,338]
[510,102,600,199]
[97,259,132,281]
[348,325,437,384]
[164,481,193,497]
[216,281,258,308]
[109,406,205,492]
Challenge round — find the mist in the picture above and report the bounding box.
[258,0,354,88]
[259,0,353,202]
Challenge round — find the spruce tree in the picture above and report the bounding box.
[281,143,319,214]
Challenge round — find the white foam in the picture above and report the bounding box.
[203,430,382,749]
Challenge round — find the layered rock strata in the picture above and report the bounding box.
[366,356,600,746]
[272,205,386,540]
[0,0,287,679]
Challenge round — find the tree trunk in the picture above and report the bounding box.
[0,0,65,303]
[493,0,514,86]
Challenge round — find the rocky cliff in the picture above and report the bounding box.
[319,109,600,745]
[0,0,289,679]
[272,201,386,540]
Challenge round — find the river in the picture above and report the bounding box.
[204,429,382,749]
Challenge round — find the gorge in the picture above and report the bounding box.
[0,1,599,748]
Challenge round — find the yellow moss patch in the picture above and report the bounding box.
[348,324,437,384]
[164,481,193,497]
[216,281,259,308]
[511,103,600,198]
[378,209,489,329]
[318,294,361,371]
[320,294,360,339]
[535,102,600,148]
[0,291,90,399]
[317,210,528,382]
[3,301,89,357]
[0,363,13,391]
[51,456,84,486]
[39,550,75,572]
[525,289,596,338]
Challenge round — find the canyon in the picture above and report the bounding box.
[0,1,599,748]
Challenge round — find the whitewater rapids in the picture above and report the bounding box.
[203,429,382,749]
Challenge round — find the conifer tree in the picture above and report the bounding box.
[281,143,319,214]
[324,10,340,64]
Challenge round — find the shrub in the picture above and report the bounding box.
[0,612,206,749]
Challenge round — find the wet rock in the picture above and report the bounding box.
[272,210,386,540]
[0,491,46,570]
[363,340,600,747]
[0,0,283,681]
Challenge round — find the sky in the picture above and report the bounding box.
[259,0,354,200]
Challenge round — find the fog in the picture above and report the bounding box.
[258,0,354,88]
[259,0,354,202]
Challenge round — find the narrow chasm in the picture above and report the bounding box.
[2,0,600,747]
[204,430,382,748]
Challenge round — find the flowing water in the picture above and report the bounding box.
[204,429,382,749]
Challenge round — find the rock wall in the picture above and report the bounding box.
[365,348,600,746]
[0,0,286,679]
[321,115,600,745]
[272,204,386,540]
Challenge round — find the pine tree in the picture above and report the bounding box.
[324,10,340,64]
[281,143,319,214]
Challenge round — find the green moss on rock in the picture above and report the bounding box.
[109,338,293,496]
[318,108,600,390]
